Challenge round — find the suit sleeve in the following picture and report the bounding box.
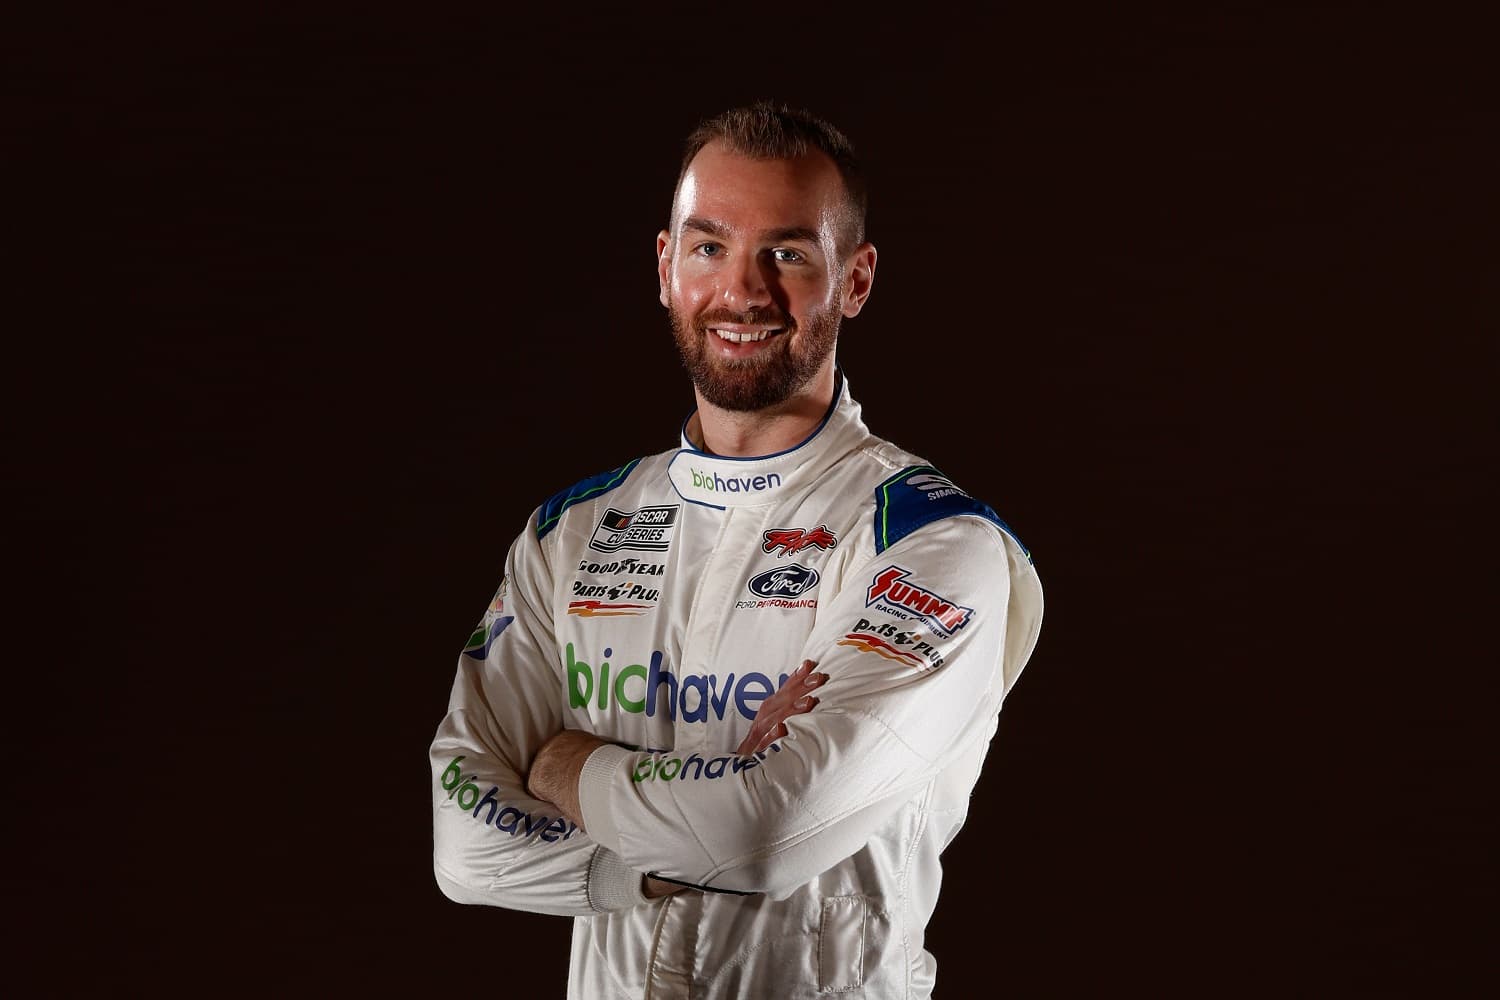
[430,514,649,916]
[575,514,1045,899]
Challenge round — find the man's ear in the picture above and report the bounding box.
[656,230,671,308]
[841,243,877,318]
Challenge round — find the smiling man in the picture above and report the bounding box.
[430,103,1045,999]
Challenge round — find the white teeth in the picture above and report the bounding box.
[712,328,776,343]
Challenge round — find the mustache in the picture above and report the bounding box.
[694,307,793,330]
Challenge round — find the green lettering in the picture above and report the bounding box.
[566,643,593,709]
[614,663,647,713]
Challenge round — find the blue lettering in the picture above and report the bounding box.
[472,786,501,825]
[495,806,525,833]
[735,672,773,718]
[679,752,705,780]
[645,651,676,719]
[680,674,709,723]
[708,673,736,720]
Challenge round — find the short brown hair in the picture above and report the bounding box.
[673,101,868,255]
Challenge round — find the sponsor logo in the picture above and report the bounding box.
[576,558,666,577]
[589,505,679,553]
[631,744,783,784]
[907,473,969,502]
[689,467,784,495]
[734,597,818,610]
[865,565,974,636]
[464,578,514,659]
[747,564,820,598]
[565,643,793,722]
[568,599,652,617]
[839,616,946,670]
[572,558,665,612]
[439,756,580,843]
[762,524,838,556]
[464,616,515,658]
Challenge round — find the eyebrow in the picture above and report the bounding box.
[681,217,823,247]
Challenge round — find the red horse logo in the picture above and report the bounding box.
[763,524,838,556]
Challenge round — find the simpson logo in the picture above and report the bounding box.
[589,505,679,553]
[865,565,974,636]
[747,564,820,599]
[762,525,838,556]
[839,616,946,669]
[906,473,969,502]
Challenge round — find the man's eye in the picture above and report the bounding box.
[772,248,804,263]
[697,243,722,257]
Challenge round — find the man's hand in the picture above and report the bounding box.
[526,728,607,830]
[736,659,827,756]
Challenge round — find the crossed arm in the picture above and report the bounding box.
[527,659,827,828]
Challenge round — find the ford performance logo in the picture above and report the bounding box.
[747,564,820,598]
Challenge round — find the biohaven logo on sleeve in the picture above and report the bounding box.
[589,504,680,553]
[689,467,783,495]
[865,565,975,636]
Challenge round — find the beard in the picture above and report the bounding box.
[668,298,841,412]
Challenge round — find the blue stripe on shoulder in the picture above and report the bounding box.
[536,458,643,541]
[873,465,1031,562]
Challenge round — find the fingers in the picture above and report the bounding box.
[734,662,829,755]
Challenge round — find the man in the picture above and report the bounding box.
[431,102,1044,998]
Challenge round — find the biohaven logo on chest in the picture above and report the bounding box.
[589,504,679,553]
[565,643,795,723]
[689,467,783,495]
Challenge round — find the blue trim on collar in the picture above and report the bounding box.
[677,370,845,460]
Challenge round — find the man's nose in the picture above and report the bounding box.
[721,253,773,312]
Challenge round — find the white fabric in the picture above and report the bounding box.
[431,378,1044,998]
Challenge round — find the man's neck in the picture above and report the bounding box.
[691,367,838,458]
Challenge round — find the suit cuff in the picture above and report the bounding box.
[585,846,649,912]
[578,743,635,853]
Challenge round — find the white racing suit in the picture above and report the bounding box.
[431,376,1044,998]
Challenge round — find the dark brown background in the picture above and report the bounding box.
[15,5,1495,996]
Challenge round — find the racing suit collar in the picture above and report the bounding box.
[669,371,866,509]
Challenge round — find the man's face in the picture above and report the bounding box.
[658,142,873,412]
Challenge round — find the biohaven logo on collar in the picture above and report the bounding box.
[589,505,679,553]
[865,565,974,636]
[689,467,783,495]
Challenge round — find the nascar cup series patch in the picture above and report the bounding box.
[589,504,680,554]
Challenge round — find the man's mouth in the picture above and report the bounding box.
[709,327,783,344]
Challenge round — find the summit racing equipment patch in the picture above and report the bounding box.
[589,504,679,553]
[864,565,974,637]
